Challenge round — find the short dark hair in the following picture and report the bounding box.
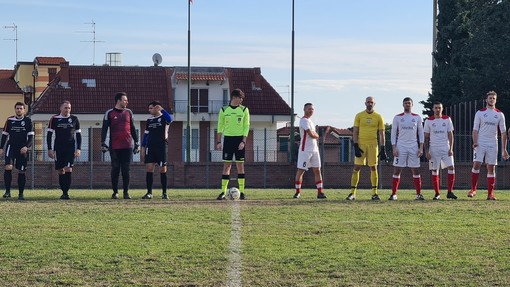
[304,103,313,108]
[61,100,71,107]
[115,92,127,102]
[14,102,25,108]
[148,101,161,107]
[432,101,442,106]
[403,97,413,103]
[231,89,245,99]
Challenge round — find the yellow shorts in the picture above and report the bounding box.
[354,143,378,167]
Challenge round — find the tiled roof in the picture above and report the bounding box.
[35,57,66,65]
[175,72,225,81]
[0,69,21,94]
[278,125,352,144]
[31,66,173,114]
[225,68,291,115]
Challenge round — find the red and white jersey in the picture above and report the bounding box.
[391,112,424,146]
[473,107,506,145]
[299,116,318,152]
[424,115,454,148]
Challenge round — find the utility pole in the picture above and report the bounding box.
[3,23,18,64]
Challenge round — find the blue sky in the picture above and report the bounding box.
[0,0,433,128]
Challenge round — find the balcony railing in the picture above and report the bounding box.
[174,100,227,114]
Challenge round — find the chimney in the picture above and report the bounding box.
[59,61,70,83]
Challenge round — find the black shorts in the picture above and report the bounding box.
[110,148,132,165]
[222,136,245,162]
[4,145,28,171]
[144,144,167,166]
[54,145,76,170]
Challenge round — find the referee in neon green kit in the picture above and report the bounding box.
[215,88,250,200]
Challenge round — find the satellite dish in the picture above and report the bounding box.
[152,53,163,66]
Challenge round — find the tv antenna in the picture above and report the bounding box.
[78,20,104,65]
[3,23,18,64]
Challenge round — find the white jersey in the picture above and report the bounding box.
[424,115,454,148]
[391,112,424,146]
[299,116,318,152]
[473,107,506,146]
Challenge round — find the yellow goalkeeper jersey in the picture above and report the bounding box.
[353,110,384,145]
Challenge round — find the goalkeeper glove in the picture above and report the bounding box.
[354,143,364,158]
[101,143,109,153]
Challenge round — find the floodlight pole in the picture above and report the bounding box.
[186,0,192,163]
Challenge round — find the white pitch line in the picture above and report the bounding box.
[226,201,242,287]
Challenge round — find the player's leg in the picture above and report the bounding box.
[3,163,13,198]
[294,151,310,198]
[446,166,457,199]
[309,151,325,199]
[143,162,155,199]
[390,146,406,200]
[16,153,28,200]
[160,165,168,199]
[119,149,132,199]
[218,137,235,200]
[294,168,306,198]
[469,146,484,197]
[347,165,361,200]
[236,161,246,200]
[486,164,496,200]
[110,149,121,198]
[367,144,380,199]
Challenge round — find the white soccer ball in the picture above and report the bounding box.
[227,187,241,200]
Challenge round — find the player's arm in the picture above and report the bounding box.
[472,113,480,149]
[22,120,35,155]
[160,108,173,123]
[424,132,431,160]
[47,127,55,159]
[447,131,454,156]
[499,117,508,160]
[75,118,82,157]
[216,108,225,150]
[417,118,424,156]
[101,111,110,146]
[391,116,399,157]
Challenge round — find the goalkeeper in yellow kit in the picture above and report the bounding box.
[346,96,387,200]
[215,89,250,200]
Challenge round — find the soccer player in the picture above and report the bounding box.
[389,97,425,200]
[216,88,250,200]
[346,96,386,201]
[101,92,139,199]
[0,102,34,200]
[141,101,173,199]
[424,102,457,200]
[47,101,82,200]
[293,103,327,199]
[469,91,508,200]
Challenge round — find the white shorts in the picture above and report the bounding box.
[393,145,421,168]
[473,144,498,165]
[428,146,454,170]
[297,150,321,171]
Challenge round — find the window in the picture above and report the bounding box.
[191,89,209,113]
[223,89,229,106]
[279,136,289,152]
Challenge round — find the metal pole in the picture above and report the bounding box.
[289,0,296,163]
[186,0,192,163]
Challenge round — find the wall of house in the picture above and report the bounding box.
[0,94,25,126]
[2,161,509,191]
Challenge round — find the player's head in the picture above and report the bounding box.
[402,97,413,112]
[114,92,128,109]
[432,101,443,117]
[303,103,314,117]
[60,100,71,116]
[365,97,375,112]
[148,101,161,115]
[485,91,497,108]
[230,89,245,106]
[14,102,25,117]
